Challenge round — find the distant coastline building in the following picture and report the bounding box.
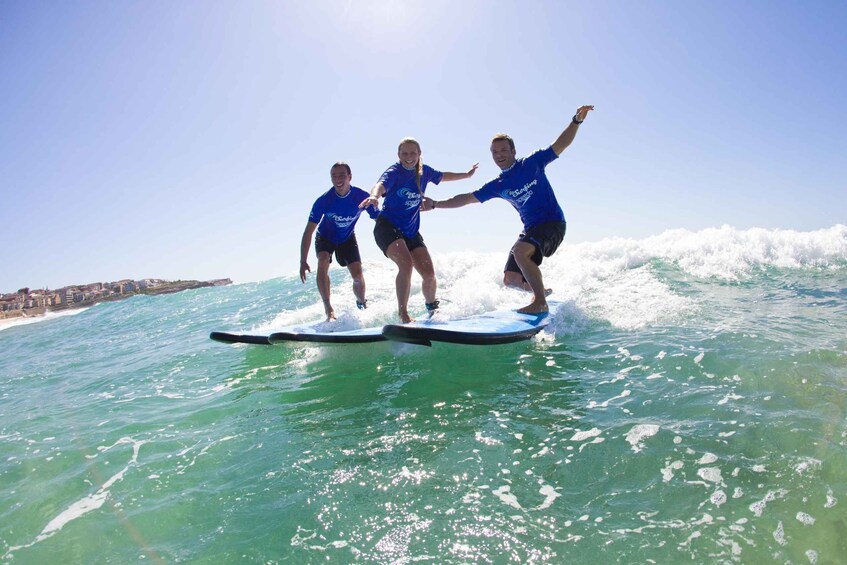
[1,277,231,320]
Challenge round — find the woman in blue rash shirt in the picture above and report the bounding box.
[422,105,594,315]
[359,137,477,323]
[300,162,379,321]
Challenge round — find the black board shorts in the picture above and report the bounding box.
[374,215,426,256]
[315,233,362,267]
[504,221,567,275]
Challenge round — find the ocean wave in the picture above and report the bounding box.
[568,224,847,281]
[253,225,845,332]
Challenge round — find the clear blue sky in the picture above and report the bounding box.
[2,0,845,292]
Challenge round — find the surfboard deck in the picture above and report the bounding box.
[381,303,558,346]
[210,322,386,345]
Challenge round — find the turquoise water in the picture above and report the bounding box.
[2,225,846,563]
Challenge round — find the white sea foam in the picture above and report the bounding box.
[825,488,837,508]
[796,512,816,525]
[773,521,786,545]
[536,483,561,510]
[587,389,632,409]
[637,224,847,279]
[268,225,846,333]
[570,428,602,442]
[661,460,684,482]
[710,490,727,507]
[750,489,788,517]
[794,457,822,475]
[697,453,718,465]
[625,424,660,452]
[577,267,696,330]
[697,467,724,485]
[493,485,522,509]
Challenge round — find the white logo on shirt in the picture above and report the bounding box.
[504,179,536,206]
[399,187,422,210]
[326,213,357,228]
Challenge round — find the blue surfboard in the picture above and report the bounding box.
[381,303,558,346]
[211,303,560,346]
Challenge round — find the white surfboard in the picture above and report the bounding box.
[210,321,386,345]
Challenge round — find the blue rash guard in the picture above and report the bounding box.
[473,146,565,230]
[377,163,443,238]
[308,186,378,245]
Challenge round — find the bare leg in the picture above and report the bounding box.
[504,270,553,296]
[386,240,415,323]
[316,251,335,320]
[347,261,366,306]
[511,241,548,314]
[504,270,530,291]
[410,246,437,304]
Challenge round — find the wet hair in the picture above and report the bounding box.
[398,137,423,192]
[491,133,515,152]
[330,162,351,176]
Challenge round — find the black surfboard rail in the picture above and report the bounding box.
[268,331,386,344]
[209,331,272,345]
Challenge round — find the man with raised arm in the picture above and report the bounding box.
[422,105,594,314]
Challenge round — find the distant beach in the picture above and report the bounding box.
[1,278,231,331]
[0,308,89,331]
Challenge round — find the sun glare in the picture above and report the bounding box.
[335,0,427,43]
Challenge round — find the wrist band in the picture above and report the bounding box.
[572,114,583,125]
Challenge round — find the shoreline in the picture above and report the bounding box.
[0,308,90,331]
[1,278,231,330]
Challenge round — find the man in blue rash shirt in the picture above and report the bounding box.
[300,162,379,321]
[422,105,594,314]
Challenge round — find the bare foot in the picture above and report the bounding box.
[517,301,549,315]
[399,310,414,324]
[325,310,337,322]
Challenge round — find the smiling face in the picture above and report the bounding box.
[397,140,421,170]
[490,138,517,170]
[330,163,352,194]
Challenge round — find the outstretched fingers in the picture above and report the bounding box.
[575,105,595,121]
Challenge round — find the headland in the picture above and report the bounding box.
[1,278,232,326]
